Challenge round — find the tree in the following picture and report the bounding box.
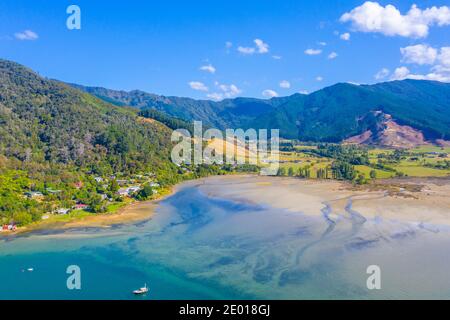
[136,184,154,200]
[317,168,327,179]
[288,167,295,177]
[86,194,104,213]
[356,173,366,185]
[331,161,356,181]
[370,170,377,179]
[12,212,33,226]
[108,179,120,193]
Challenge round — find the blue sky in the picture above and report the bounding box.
[0,0,449,100]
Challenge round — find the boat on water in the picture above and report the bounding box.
[133,284,149,295]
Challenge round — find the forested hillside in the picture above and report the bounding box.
[74,80,450,144]
[0,60,180,226]
[70,83,290,129]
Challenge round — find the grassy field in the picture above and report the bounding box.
[278,144,450,179]
[354,165,395,179]
[410,146,450,153]
[392,160,450,177]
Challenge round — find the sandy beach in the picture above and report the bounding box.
[0,190,172,236]
[4,175,450,236]
[196,175,450,227]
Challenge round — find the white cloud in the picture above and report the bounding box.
[206,93,224,101]
[219,83,241,96]
[279,80,291,89]
[254,39,269,54]
[340,2,450,38]
[272,55,282,60]
[374,68,390,80]
[400,44,438,65]
[262,89,279,98]
[207,83,242,101]
[299,90,309,95]
[14,30,38,41]
[390,66,450,82]
[328,52,338,59]
[188,81,208,92]
[394,46,450,82]
[340,32,351,41]
[304,48,322,55]
[316,76,324,81]
[237,39,269,55]
[439,47,450,66]
[199,64,216,74]
[318,41,327,46]
[237,46,256,55]
[391,67,411,80]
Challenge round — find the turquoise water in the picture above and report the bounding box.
[1,179,450,299]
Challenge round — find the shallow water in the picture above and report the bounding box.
[1,178,450,299]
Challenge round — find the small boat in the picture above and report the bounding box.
[27,268,34,272]
[133,283,149,295]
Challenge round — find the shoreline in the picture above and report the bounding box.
[0,174,242,237]
[0,185,178,237]
[195,175,450,227]
[3,174,450,237]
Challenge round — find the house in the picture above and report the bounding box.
[127,186,141,194]
[116,180,128,186]
[46,188,62,194]
[56,208,70,215]
[149,182,160,188]
[25,191,44,199]
[117,186,141,197]
[2,224,16,232]
[117,188,129,197]
[94,177,103,183]
[74,204,90,210]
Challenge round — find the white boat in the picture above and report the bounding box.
[133,283,149,295]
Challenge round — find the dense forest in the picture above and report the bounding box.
[0,59,254,227]
[73,80,450,143]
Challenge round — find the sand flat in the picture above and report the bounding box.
[5,175,450,236]
[197,175,450,226]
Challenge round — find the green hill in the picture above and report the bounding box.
[0,59,181,225]
[70,83,289,129]
[73,80,450,143]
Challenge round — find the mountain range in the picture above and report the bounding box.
[1,58,450,224]
[71,79,450,148]
[0,58,449,152]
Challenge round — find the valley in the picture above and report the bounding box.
[1,58,450,232]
